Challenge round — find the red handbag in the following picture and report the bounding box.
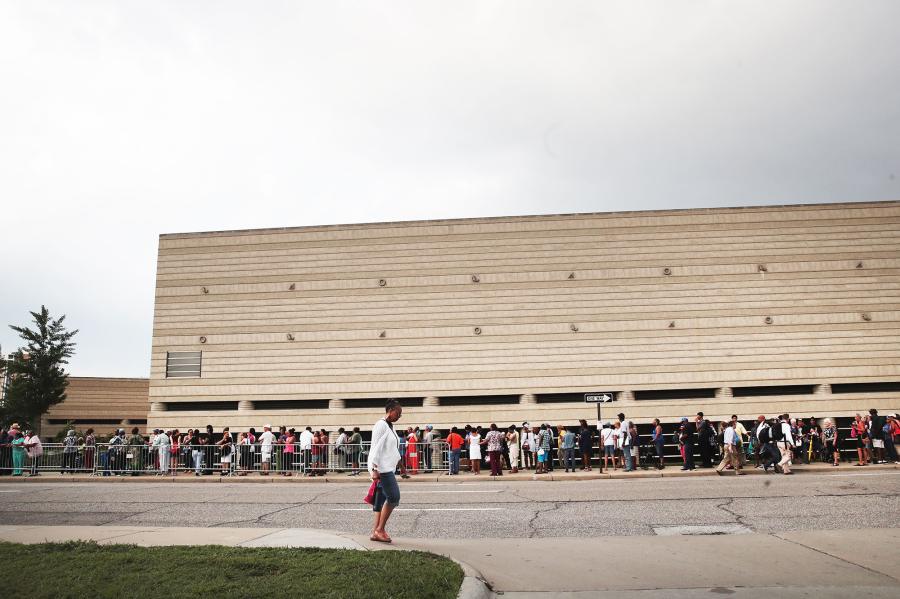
[364,480,377,505]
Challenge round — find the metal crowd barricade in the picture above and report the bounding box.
[92,443,159,476]
[0,440,454,477]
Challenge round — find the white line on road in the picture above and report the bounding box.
[403,490,504,494]
[825,473,898,477]
[399,483,487,487]
[330,508,504,512]
[0,490,22,493]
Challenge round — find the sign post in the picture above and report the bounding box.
[584,392,615,473]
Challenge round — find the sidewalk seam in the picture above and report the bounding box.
[772,533,900,583]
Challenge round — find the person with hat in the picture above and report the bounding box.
[10,430,26,476]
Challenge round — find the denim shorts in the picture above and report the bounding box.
[603,445,615,457]
[373,471,400,512]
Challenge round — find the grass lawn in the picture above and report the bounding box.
[0,541,464,599]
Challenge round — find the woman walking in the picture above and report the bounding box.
[468,427,482,474]
[368,399,404,544]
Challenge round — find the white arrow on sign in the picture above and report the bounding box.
[584,393,614,403]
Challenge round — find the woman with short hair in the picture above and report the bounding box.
[368,399,404,543]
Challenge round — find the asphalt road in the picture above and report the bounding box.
[2,471,898,539]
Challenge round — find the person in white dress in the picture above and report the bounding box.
[468,429,482,474]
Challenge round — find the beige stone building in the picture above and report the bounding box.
[147,201,900,433]
[43,377,149,437]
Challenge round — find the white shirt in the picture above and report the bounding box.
[299,430,313,450]
[152,433,170,447]
[601,428,615,446]
[367,418,401,475]
[25,435,43,458]
[521,431,536,451]
[723,427,736,446]
[259,431,276,448]
[620,420,633,446]
[780,422,794,446]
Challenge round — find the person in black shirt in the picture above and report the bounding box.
[869,409,887,464]
[698,419,713,468]
[578,420,593,471]
[680,417,696,471]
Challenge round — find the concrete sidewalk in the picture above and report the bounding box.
[2,461,896,483]
[2,524,898,597]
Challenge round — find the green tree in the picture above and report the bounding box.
[2,306,78,436]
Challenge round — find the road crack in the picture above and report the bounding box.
[526,502,562,538]
[715,497,751,530]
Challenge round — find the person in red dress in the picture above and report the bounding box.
[406,428,419,474]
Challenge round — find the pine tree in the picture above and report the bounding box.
[2,306,78,436]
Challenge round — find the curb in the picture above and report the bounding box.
[456,562,495,599]
[0,463,895,483]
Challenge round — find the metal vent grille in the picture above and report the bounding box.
[165,351,202,378]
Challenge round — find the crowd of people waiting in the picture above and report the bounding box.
[440,409,900,477]
[1,408,897,477]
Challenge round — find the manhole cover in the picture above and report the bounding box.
[652,524,751,536]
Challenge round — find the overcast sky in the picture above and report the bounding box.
[1,1,898,378]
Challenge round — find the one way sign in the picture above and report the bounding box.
[584,392,615,403]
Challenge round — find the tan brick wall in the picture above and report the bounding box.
[43,377,149,437]
[148,201,900,431]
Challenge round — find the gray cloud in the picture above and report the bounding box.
[1,1,898,376]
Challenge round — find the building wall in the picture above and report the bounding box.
[148,201,900,432]
[42,377,149,437]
